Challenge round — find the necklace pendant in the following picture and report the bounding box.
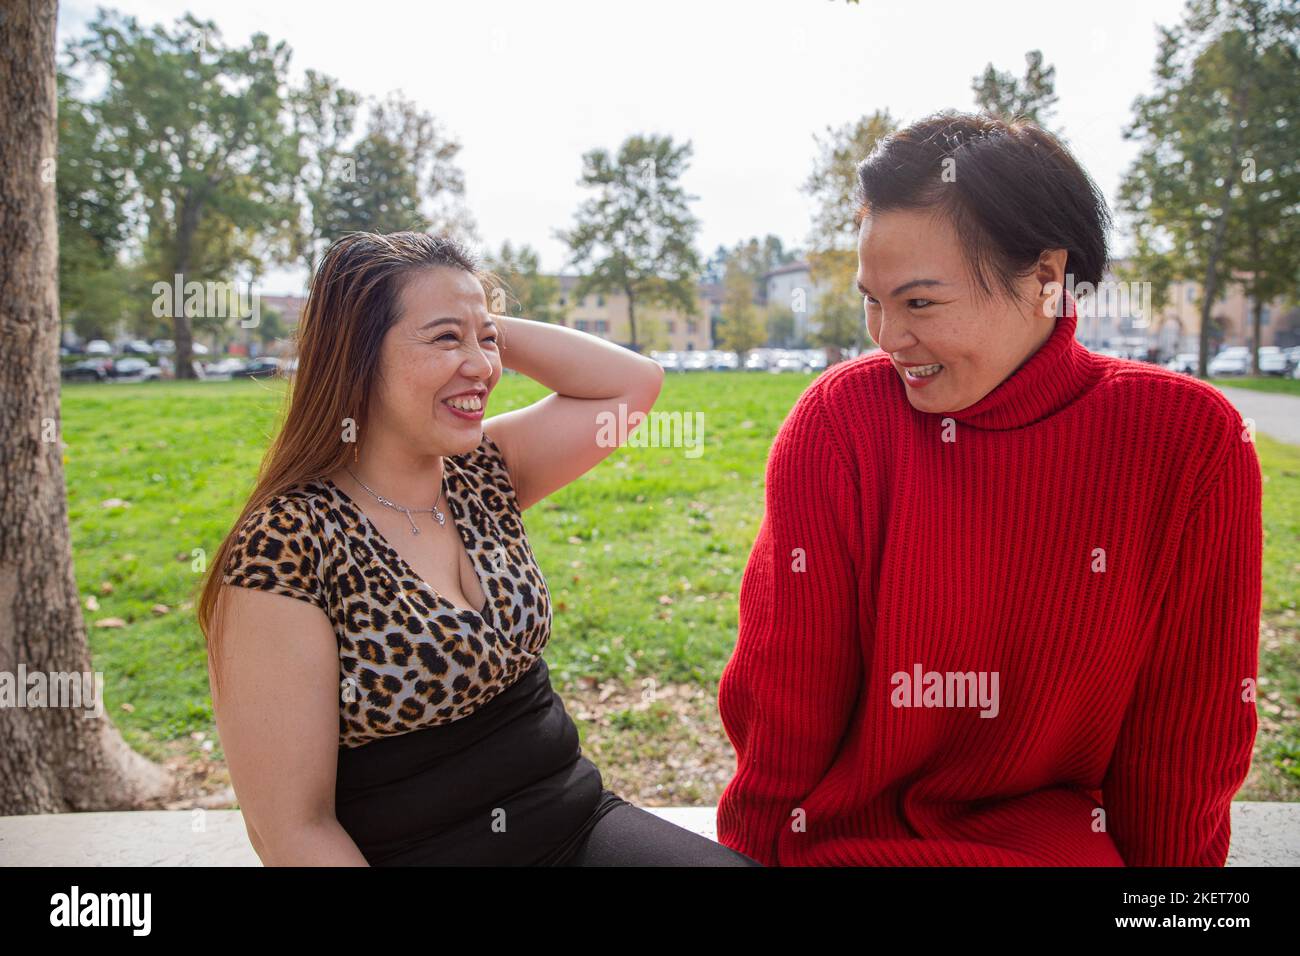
[434,511,446,527]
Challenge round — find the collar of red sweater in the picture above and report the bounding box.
[942,291,1105,431]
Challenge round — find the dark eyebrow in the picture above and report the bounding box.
[856,278,948,298]
[418,316,497,333]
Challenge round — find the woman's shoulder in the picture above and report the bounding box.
[1079,357,1254,504]
[221,486,330,608]
[1094,359,1245,447]
[231,486,324,541]
[451,430,520,512]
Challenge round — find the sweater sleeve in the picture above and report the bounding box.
[1101,425,1262,866]
[715,382,864,866]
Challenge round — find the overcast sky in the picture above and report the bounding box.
[58,0,1191,293]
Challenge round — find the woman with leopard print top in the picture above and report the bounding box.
[199,231,759,867]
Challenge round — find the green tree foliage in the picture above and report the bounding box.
[55,72,133,341]
[320,92,470,240]
[804,111,896,357]
[484,241,567,324]
[766,306,797,348]
[718,258,765,363]
[1120,0,1299,376]
[319,130,426,235]
[68,11,301,376]
[1221,5,1300,369]
[723,235,797,299]
[560,134,702,350]
[971,50,1060,129]
[287,70,360,281]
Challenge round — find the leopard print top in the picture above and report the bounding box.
[220,431,553,749]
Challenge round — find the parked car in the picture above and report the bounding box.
[680,351,710,372]
[708,350,739,371]
[85,339,113,356]
[1165,352,1200,374]
[1208,346,1250,376]
[121,339,155,356]
[151,339,175,354]
[231,357,283,378]
[1282,346,1300,375]
[61,359,110,382]
[770,350,807,373]
[649,351,682,371]
[204,357,248,378]
[109,357,161,381]
[1258,346,1287,376]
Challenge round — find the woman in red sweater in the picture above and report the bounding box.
[716,111,1263,867]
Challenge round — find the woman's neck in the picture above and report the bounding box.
[332,431,448,509]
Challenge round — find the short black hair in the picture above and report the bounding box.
[855,111,1110,304]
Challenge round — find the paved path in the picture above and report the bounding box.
[1216,386,1300,445]
[1,803,1295,865]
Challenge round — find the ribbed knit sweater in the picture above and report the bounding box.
[716,298,1263,867]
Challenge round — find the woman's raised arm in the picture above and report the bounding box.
[481,314,665,511]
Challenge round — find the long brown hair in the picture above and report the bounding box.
[196,231,497,691]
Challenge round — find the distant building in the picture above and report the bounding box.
[259,294,307,328]
[763,261,821,343]
[1072,261,1297,357]
[229,292,307,357]
[1147,273,1296,355]
[553,275,711,352]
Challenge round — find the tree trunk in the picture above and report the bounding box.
[0,0,173,813]
[1248,229,1263,377]
[1198,44,1253,380]
[1197,226,1227,379]
[625,286,638,350]
[1251,294,1264,376]
[172,193,201,380]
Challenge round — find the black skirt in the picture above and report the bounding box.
[334,655,624,865]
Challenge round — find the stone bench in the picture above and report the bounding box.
[1,803,1295,865]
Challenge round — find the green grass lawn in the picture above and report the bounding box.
[1211,376,1300,396]
[1254,433,1300,798]
[61,372,1299,799]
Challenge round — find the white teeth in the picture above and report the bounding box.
[445,396,483,411]
[905,364,943,378]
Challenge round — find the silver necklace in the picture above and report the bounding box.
[345,466,446,534]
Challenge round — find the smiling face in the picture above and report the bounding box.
[856,206,1063,414]
[367,265,501,457]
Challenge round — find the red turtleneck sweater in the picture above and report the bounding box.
[716,300,1262,866]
